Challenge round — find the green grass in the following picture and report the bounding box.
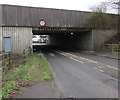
[4,54,41,82]
[111,52,120,54]
[2,54,52,99]
[40,56,52,81]
[1,81,17,98]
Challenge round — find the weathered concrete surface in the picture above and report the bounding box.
[49,31,93,50]
[16,82,60,98]
[49,30,117,51]
[2,4,90,27]
[0,27,2,53]
[0,5,2,53]
[92,29,117,50]
[0,5,2,26]
[2,27,32,53]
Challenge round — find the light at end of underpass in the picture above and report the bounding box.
[71,32,73,35]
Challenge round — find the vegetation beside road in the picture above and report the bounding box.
[40,56,52,81]
[1,54,52,99]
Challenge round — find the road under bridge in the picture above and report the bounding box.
[33,27,93,50]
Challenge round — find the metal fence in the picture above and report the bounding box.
[102,44,120,52]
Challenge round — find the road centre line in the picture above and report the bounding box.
[70,57,84,64]
[79,57,98,64]
[65,52,98,64]
[60,52,120,71]
[94,67,104,73]
[49,53,55,57]
[99,69,104,73]
[60,53,68,57]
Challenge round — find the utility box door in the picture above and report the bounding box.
[4,37,11,52]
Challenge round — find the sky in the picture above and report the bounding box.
[0,0,116,13]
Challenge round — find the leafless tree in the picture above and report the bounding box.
[106,0,120,14]
[90,2,108,13]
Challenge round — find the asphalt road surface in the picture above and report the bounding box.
[42,49,119,98]
[72,52,118,68]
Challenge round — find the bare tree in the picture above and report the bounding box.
[90,2,108,13]
[82,1,118,30]
[106,0,120,14]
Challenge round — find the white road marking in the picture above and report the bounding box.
[49,53,55,56]
[79,57,98,64]
[94,67,104,73]
[98,66,102,68]
[99,69,104,72]
[70,57,84,64]
[107,65,119,70]
[59,52,120,71]
[94,67,99,70]
[60,53,68,57]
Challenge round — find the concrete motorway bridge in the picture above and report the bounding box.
[0,4,116,53]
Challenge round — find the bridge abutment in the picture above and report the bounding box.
[1,27,32,54]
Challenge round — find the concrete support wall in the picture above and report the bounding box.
[92,29,117,50]
[2,27,32,54]
[0,5,2,26]
[76,32,93,50]
[49,31,93,51]
[0,27,2,53]
[49,30,117,51]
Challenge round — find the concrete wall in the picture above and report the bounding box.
[0,5,2,53]
[2,27,32,54]
[2,4,90,27]
[49,30,117,51]
[0,5,2,26]
[49,31,93,50]
[0,27,2,53]
[92,29,117,50]
[76,32,93,50]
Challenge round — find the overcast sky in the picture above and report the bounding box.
[0,0,116,13]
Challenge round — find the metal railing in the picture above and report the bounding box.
[102,44,120,52]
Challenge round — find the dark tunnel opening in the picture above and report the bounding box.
[32,28,93,52]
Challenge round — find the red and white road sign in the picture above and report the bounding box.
[39,19,46,27]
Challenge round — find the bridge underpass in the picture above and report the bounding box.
[32,27,93,51]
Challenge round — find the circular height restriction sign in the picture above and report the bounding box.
[39,19,46,27]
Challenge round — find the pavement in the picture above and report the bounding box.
[81,51,119,60]
[16,82,60,98]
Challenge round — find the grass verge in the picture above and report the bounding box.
[1,54,52,99]
[111,52,120,54]
[40,56,52,81]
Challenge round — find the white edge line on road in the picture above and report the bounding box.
[70,57,84,64]
[107,65,119,70]
[94,67,104,73]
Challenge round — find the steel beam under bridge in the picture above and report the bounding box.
[32,27,92,35]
